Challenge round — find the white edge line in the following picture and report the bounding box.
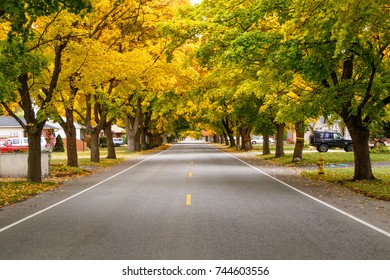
[0,147,172,233]
[216,147,390,239]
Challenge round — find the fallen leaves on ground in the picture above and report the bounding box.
[0,181,59,207]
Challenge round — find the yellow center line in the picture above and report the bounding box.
[186,194,192,206]
[188,171,192,178]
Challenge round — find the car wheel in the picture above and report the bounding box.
[317,144,328,152]
[251,141,256,144]
[344,144,353,152]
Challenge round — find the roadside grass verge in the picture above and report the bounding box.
[302,167,390,201]
[252,143,296,151]
[0,144,170,207]
[258,152,389,165]
[257,151,390,200]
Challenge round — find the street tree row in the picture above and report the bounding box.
[0,0,198,182]
[164,0,390,181]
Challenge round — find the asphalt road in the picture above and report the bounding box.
[0,143,389,259]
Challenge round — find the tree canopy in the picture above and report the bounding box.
[1,0,390,182]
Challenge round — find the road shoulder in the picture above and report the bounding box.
[219,148,390,233]
[0,153,156,230]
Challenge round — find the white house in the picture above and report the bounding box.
[0,116,56,139]
[0,116,88,151]
[47,120,87,151]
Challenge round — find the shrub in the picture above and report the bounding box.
[371,145,390,154]
[53,135,65,152]
[99,136,107,147]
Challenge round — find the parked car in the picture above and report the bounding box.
[251,136,275,144]
[113,138,124,147]
[0,137,48,153]
[309,131,353,152]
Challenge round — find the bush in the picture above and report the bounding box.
[371,145,390,154]
[99,136,107,147]
[53,135,65,152]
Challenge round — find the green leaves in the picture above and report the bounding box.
[0,0,92,41]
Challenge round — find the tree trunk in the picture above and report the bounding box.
[56,75,80,167]
[263,134,271,155]
[135,110,143,151]
[221,118,235,147]
[58,109,78,167]
[90,130,100,162]
[223,132,229,146]
[62,122,78,167]
[140,129,147,150]
[227,134,235,147]
[126,117,140,152]
[292,122,305,161]
[84,93,107,163]
[274,123,285,158]
[105,123,116,159]
[125,97,142,152]
[125,114,140,152]
[27,129,44,182]
[127,130,136,152]
[342,115,375,180]
[134,128,141,151]
[239,126,252,151]
[235,134,241,149]
[16,73,45,182]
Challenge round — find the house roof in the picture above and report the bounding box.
[0,116,57,129]
[111,124,126,133]
[47,120,86,130]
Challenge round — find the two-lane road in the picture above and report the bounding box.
[0,143,389,259]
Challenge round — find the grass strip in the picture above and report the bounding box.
[302,167,390,201]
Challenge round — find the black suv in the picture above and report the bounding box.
[309,130,353,152]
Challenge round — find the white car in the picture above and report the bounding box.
[251,136,275,144]
[113,138,124,147]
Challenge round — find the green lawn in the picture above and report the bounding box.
[258,150,390,165]
[257,150,390,200]
[302,167,390,201]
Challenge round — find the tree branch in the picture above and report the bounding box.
[357,62,376,115]
[0,101,27,130]
[30,10,63,52]
[382,95,390,106]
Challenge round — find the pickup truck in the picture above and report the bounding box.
[0,138,29,153]
[0,137,48,153]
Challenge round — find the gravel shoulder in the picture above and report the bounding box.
[223,150,390,234]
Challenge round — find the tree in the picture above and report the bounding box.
[0,0,91,42]
[0,1,91,182]
[275,0,390,180]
